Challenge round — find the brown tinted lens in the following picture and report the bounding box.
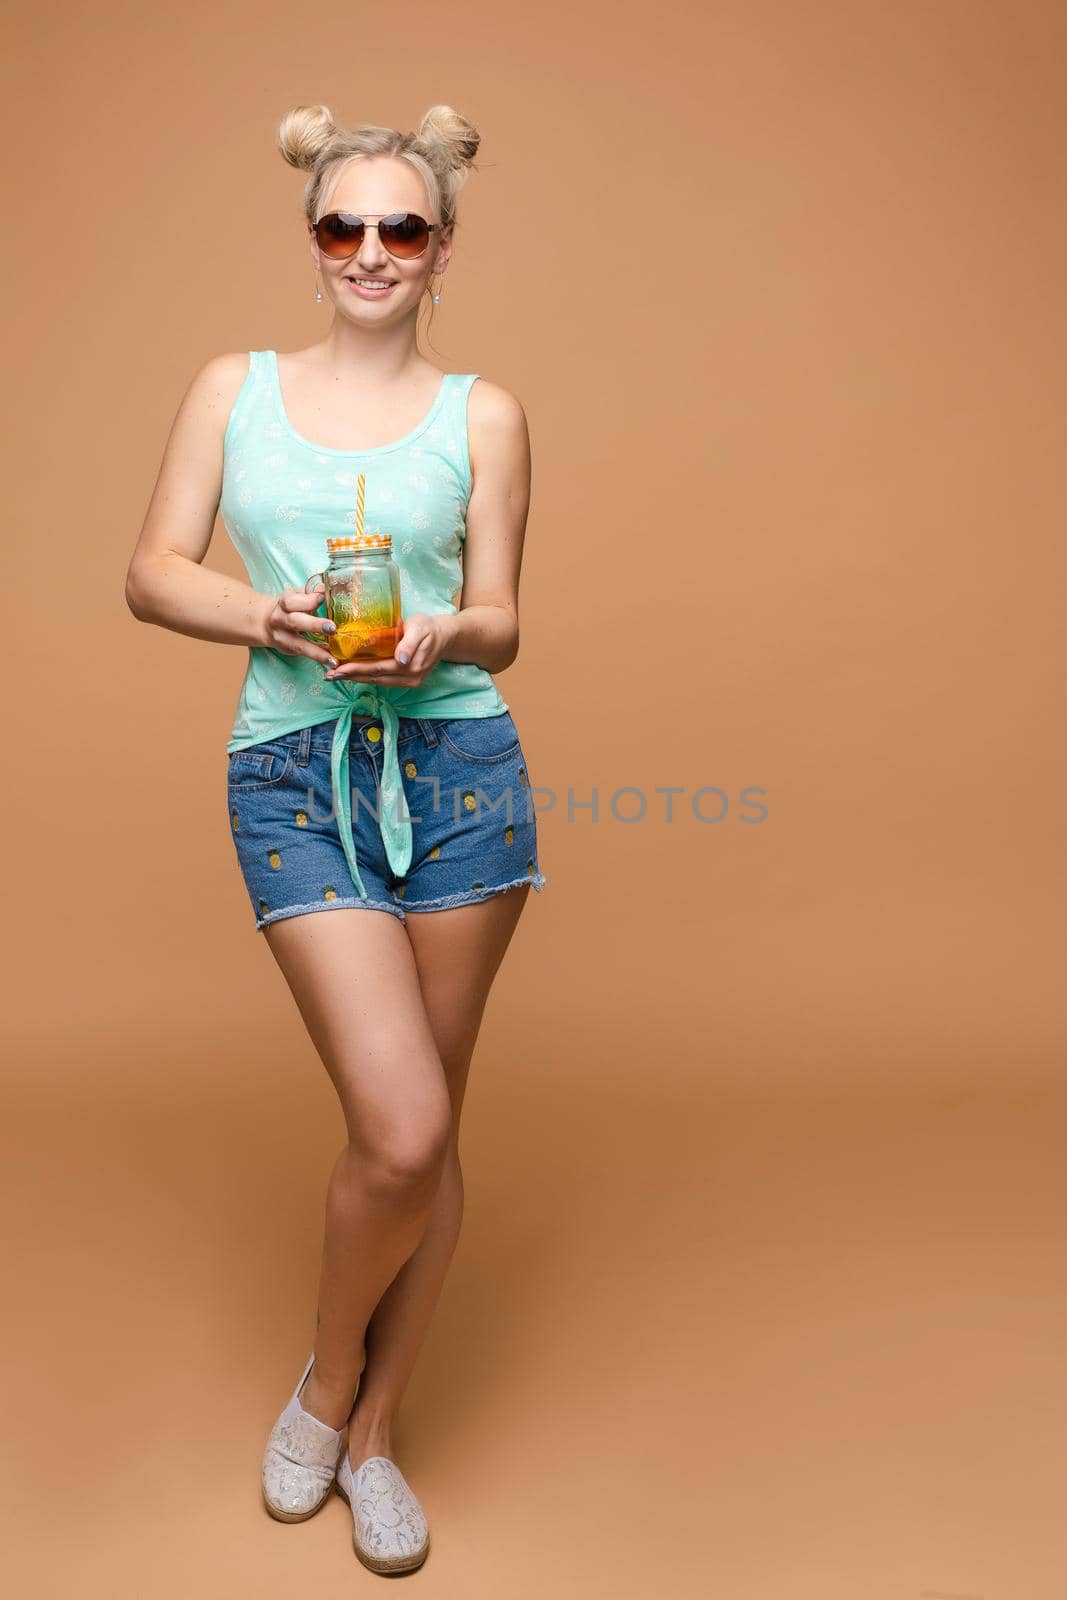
[317,213,364,257]
[380,213,430,257]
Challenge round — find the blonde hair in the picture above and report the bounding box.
[277,101,478,229]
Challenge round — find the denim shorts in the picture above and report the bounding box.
[226,710,547,931]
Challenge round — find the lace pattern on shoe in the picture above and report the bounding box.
[340,1453,429,1559]
[262,1356,345,1516]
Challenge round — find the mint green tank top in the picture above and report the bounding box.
[219,349,510,898]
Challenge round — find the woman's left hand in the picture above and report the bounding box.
[323,612,452,689]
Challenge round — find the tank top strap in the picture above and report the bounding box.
[430,373,480,491]
[442,372,481,414]
[223,350,272,453]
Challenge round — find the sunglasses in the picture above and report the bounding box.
[310,211,441,262]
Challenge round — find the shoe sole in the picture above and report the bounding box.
[334,1475,430,1573]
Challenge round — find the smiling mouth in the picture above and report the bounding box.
[344,276,397,287]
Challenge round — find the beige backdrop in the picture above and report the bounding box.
[5,1,1067,1596]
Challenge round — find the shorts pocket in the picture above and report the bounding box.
[437,712,521,764]
[227,742,295,791]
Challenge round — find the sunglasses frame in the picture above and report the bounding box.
[309,211,442,263]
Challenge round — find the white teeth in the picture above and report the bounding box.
[349,278,393,288]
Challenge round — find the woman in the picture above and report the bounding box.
[125,101,546,1574]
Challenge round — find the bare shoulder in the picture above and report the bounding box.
[467,378,530,484]
[468,376,528,432]
[183,350,252,434]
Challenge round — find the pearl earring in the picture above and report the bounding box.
[431,279,443,304]
[314,269,323,303]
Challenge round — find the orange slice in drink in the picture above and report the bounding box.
[333,620,377,660]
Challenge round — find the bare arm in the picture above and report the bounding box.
[437,377,530,673]
[124,354,334,664]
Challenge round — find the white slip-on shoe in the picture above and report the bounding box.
[335,1447,431,1573]
[261,1352,347,1522]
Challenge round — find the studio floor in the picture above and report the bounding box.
[6,1023,1065,1599]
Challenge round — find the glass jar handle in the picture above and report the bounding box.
[303,571,329,643]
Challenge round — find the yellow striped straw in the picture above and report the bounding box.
[355,472,366,539]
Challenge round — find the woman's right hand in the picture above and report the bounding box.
[258,584,337,665]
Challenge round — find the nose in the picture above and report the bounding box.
[355,224,390,270]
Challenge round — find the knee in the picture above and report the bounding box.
[361,1111,452,1199]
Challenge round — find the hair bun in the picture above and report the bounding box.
[276,104,339,172]
[277,104,481,236]
[415,104,481,171]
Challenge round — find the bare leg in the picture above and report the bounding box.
[261,906,454,1429]
[344,885,531,1465]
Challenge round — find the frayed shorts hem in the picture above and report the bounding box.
[401,872,549,914]
[252,874,548,931]
[255,896,407,932]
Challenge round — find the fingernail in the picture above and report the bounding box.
[397,651,409,664]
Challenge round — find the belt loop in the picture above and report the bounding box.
[418,717,440,748]
[296,724,312,766]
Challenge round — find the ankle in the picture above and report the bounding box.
[301,1368,357,1431]
[347,1393,394,1440]
[346,1419,394,1467]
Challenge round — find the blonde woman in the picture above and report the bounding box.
[125,102,546,1574]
